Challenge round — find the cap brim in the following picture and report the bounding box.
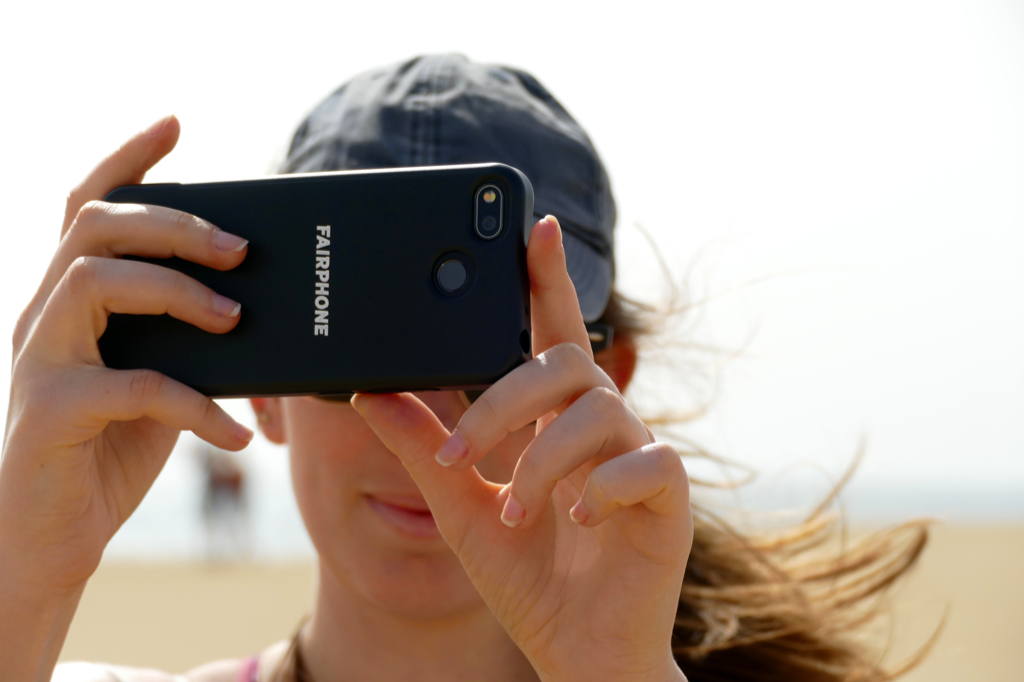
[562,231,613,323]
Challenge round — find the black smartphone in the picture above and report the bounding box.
[98,163,534,398]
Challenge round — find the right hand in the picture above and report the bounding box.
[0,115,254,595]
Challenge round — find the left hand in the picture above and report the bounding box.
[353,216,692,682]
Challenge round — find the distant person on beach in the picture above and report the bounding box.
[199,447,248,563]
[1,55,928,682]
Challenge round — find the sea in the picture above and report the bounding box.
[105,430,1024,562]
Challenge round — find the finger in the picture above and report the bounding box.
[500,387,650,528]
[527,216,593,359]
[29,202,249,333]
[351,393,494,551]
[436,342,617,470]
[33,257,241,362]
[63,201,249,267]
[86,366,253,451]
[62,115,180,236]
[569,443,690,527]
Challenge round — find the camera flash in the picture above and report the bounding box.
[483,189,496,203]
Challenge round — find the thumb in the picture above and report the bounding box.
[351,393,495,550]
[62,114,181,236]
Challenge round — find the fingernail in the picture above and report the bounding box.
[501,494,526,528]
[569,500,589,524]
[534,215,561,244]
[145,114,174,137]
[234,423,254,443]
[212,294,241,317]
[435,430,468,467]
[213,229,249,252]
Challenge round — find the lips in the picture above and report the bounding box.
[365,494,440,539]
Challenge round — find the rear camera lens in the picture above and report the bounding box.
[475,184,503,240]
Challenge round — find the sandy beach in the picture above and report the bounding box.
[59,524,1024,680]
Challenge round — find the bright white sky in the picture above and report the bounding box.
[1,0,1022,522]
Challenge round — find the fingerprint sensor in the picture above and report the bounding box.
[436,259,468,293]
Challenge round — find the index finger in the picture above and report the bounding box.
[527,216,593,360]
[62,114,181,237]
[15,116,182,355]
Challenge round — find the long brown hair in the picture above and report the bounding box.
[602,288,935,681]
[273,289,935,682]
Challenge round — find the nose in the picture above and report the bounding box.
[413,390,468,432]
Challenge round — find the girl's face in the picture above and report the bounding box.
[256,392,536,620]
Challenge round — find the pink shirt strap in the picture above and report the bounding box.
[237,655,260,682]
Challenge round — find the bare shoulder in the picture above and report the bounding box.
[186,640,291,682]
[182,658,244,682]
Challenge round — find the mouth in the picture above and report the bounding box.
[365,494,440,539]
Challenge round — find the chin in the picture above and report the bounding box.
[330,546,486,621]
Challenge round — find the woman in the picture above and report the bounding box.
[0,55,927,682]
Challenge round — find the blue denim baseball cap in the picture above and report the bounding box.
[278,53,616,323]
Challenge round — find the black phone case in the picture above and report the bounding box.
[98,163,534,398]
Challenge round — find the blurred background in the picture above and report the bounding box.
[1,0,1021,679]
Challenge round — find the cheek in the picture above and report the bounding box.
[288,401,378,478]
[283,399,395,541]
